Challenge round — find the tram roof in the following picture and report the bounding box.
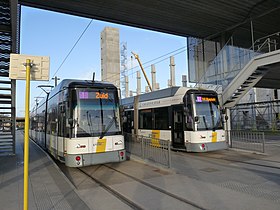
[121,86,220,107]
[121,87,181,106]
[33,79,117,110]
[20,0,280,48]
[48,79,117,98]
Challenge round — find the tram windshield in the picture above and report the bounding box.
[71,88,121,137]
[193,95,223,131]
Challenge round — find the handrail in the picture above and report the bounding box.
[216,32,280,91]
[195,31,280,91]
[254,31,280,43]
[194,36,233,88]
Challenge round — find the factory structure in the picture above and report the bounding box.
[101,27,276,101]
[100,27,184,98]
[100,27,280,131]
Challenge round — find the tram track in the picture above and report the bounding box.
[77,167,144,210]
[103,164,207,210]
[78,165,207,210]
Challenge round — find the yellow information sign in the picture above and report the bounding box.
[96,139,107,153]
[212,132,217,143]
[151,130,161,147]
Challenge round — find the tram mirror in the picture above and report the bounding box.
[194,116,199,122]
[60,105,66,113]
[122,116,127,123]
[68,118,73,126]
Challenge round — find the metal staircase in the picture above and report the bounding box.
[221,50,280,107]
[195,32,280,108]
[0,0,19,155]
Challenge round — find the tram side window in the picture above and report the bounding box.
[186,103,194,131]
[37,113,44,132]
[31,116,37,130]
[46,112,51,134]
[154,107,169,130]
[139,109,152,129]
[47,107,58,134]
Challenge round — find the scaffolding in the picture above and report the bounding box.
[120,42,128,98]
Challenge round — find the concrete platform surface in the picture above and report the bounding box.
[1,131,280,210]
[0,131,89,210]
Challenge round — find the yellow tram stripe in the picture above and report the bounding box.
[212,132,217,143]
[96,139,106,153]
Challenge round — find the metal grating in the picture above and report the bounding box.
[0,0,18,156]
[0,1,11,77]
[219,181,280,202]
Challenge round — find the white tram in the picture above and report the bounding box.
[121,87,228,152]
[30,79,126,167]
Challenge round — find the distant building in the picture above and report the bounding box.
[100,27,120,88]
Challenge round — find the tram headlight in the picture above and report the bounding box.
[200,144,206,151]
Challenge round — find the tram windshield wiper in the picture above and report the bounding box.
[86,111,94,136]
[202,116,208,130]
[99,116,116,139]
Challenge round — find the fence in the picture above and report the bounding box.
[124,133,171,168]
[230,100,280,131]
[230,130,265,153]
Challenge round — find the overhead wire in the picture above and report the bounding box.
[51,19,93,78]
[104,45,187,83]
[31,19,93,109]
[131,46,187,69]
[110,36,222,85]
[105,36,207,83]
[105,46,187,84]
[31,24,199,108]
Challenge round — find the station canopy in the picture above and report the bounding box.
[19,0,280,48]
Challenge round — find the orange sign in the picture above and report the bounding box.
[202,97,216,102]
[96,92,108,99]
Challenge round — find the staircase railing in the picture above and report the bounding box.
[195,32,280,92]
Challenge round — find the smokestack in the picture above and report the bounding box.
[137,71,141,95]
[156,83,160,90]
[167,79,171,88]
[151,64,156,91]
[125,76,129,97]
[170,56,175,86]
[145,86,150,93]
[182,75,187,87]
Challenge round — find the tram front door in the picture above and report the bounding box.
[171,105,185,149]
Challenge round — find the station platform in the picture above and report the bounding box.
[1,131,279,210]
[0,131,89,210]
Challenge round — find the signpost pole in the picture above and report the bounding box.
[9,53,50,210]
[23,59,31,210]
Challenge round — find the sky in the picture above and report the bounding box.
[17,6,188,117]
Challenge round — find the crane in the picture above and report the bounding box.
[131,52,152,92]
